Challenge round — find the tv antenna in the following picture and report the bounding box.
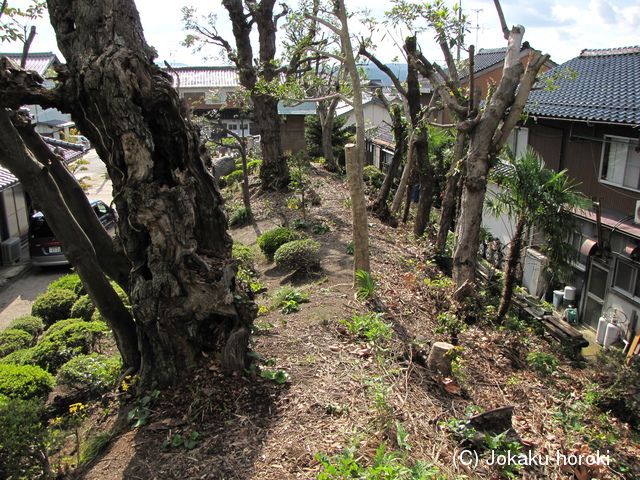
[471,9,483,50]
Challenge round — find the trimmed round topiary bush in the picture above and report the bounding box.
[47,273,86,296]
[0,396,49,479]
[71,295,96,322]
[222,169,244,187]
[274,239,321,272]
[56,353,121,394]
[30,318,109,373]
[6,315,45,337]
[0,330,34,358]
[257,227,307,260]
[31,289,78,327]
[0,364,54,400]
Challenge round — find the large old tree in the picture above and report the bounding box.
[0,0,255,389]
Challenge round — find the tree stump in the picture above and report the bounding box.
[427,341,455,376]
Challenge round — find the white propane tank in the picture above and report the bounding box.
[596,317,609,346]
[603,321,622,348]
[564,286,577,305]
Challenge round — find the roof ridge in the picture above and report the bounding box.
[580,46,640,56]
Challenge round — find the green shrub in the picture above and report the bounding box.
[56,353,121,394]
[247,159,261,173]
[257,227,307,260]
[0,396,49,479]
[111,281,130,307]
[0,348,35,366]
[6,315,45,337]
[31,289,78,326]
[229,206,253,227]
[48,273,85,296]
[31,319,109,373]
[71,295,96,322]
[363,165,385,189]
[233,242,255,269]
[0,364,54,400]
[274,239,321,272]
[222,169,244,187]
[0,330,34,358]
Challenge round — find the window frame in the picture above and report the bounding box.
[599,134,640,192]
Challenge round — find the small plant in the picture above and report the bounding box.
[355,270,377,301]
[434,311,466,343]
[273,238,321,272]
[363,164,385,190]
[346,241,354,255]
[292,218,309,229]
[56,353,121,394]
[311,222,330,234]
[222,169,244,187]
[316,430,444,480]
[162,431,201,451]
[229,206,253,226]
[31,288,78,326]
[127,390,160,428]
[445,346,467,382]
[340,312,392,344]
[526,351,559,375]
[270,285,310,314]
[260,369,290,383]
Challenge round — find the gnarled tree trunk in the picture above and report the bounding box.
[45,0,255,389]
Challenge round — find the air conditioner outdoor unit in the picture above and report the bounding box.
[634,200,640,224]
[1,237,21,264]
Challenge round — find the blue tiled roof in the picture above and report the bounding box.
[526,46,640,124]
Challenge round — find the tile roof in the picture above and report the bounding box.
[0,52,60,76]
[0,167,19,191]
[0,138,85,191]
[166,66,239,88]
[278,101,317,115]
[525,46,640,125]
[371,122,394,147]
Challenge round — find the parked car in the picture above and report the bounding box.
[68,135,91,150]
[28,200,116,267]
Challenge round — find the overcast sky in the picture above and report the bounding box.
[4,0,639,68]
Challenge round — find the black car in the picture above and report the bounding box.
[28,200,116,267]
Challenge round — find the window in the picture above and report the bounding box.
[613,258,640,298]
[507,127,529,158]
[600,135,640,191]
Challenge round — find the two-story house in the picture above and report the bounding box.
[517,46,640,341]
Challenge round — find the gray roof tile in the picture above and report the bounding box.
[526,46,640,124]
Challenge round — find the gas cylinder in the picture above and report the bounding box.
[603,321,622,348]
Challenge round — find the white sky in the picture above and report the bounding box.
[3,0,639,68]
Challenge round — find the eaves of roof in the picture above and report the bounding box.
[167,66,240,89]
[0,51,59,76]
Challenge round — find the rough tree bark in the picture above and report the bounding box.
[35,0,256,389]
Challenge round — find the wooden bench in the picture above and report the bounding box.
[542,314,590,351]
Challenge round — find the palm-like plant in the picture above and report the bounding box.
[487,147,592,321]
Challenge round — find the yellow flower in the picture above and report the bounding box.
[121,381,130,391]
[69,402,86,414]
